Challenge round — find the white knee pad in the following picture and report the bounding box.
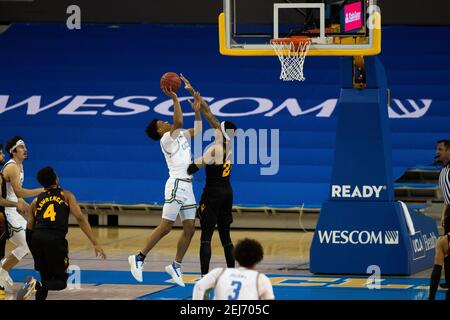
[10,230,29,260]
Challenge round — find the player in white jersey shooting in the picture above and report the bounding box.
[193,238,275,300]
[1,136,43,289]
[129,83,202,287]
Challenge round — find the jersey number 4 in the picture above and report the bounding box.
[43,204,57,221]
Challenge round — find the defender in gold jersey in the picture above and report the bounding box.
[17,166,106,300]
[182,76,238,276]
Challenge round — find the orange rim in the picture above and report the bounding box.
[270,36,311,46]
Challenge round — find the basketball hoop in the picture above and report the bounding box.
[270,36,311,82]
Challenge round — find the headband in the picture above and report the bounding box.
[9,140,25,154]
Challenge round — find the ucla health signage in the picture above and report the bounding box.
[410,231,437,261]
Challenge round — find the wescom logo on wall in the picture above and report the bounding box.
[318,230,400,245]
[0,95,432,118]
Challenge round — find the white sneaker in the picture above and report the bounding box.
[16,276,36,300]
[128,255,144,282]
[165,262,185,287]
[0,268,13,289]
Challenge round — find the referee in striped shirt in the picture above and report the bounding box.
[436,140,450,233]
[436,139,450,289]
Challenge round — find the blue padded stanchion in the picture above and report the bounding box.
[310,56,438,275]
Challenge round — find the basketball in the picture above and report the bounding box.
[160,72,181,93]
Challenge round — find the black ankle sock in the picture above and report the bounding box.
[429,264,442,300]
[444,255,450,284]
[137,252,146,262]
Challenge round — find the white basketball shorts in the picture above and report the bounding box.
[162,178,197,222]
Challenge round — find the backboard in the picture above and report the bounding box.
[219,0,381,56]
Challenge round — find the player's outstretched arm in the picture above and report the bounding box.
[180,74,220,129]
[199,99,220,129]
[4,164,43,199]
[185,90,202,138]
[66,190,107,259]
[162,87,183,138]
[180,73,197,97]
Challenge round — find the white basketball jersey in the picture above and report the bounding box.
[160,130,192,179]
[2,159,24,215]
[193,267,275,300]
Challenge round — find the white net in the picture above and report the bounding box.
[271,39,311,81]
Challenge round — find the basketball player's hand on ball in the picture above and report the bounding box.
[162,86,177,99]
[94,244,107,260]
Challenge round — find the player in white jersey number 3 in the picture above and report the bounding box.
[193,238,275,300]
[129,80,203,287]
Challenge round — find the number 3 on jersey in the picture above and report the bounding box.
[228,280,242,300]
[43,204,56,221]
[222,160,231,177]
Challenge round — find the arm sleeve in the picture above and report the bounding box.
[192,268,222,300]
[160,132,178,154]
[258,274,275,300]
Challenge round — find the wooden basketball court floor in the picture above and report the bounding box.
[1,226,447,300]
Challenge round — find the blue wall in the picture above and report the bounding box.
[0,24,449,206]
